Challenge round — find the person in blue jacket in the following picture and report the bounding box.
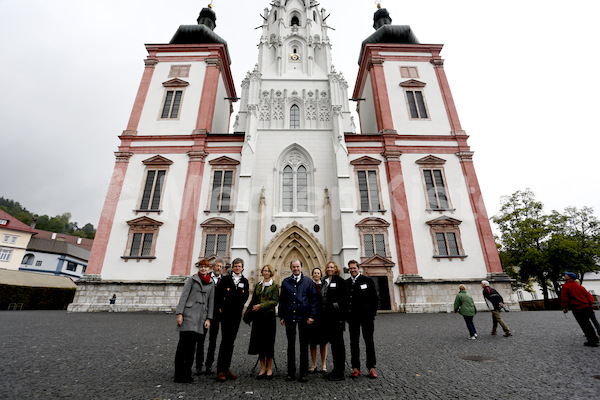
[279,259,317,382]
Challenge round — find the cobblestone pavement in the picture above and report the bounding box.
[1,310,598,399]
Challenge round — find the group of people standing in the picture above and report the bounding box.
[173,258,379,383]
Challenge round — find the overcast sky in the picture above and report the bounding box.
[1,0,599,229]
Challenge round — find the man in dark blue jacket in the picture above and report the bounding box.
[279,259,317,382]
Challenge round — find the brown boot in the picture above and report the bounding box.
[216,372,227,382]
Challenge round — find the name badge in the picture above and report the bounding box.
[330,282,337,288]
[238,283,245,288]
[360,283,368,290]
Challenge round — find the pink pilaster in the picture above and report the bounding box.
[170,149,208,276]
[368,58,395,132]
[195,58,222,131]
[457,152,503,274]
[430,55,463,134]
[382,136,419,276]
[125,57,158,134]
[86,152,133,275]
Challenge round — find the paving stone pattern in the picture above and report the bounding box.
[0,310,598,399]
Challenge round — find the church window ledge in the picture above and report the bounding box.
[121,256,156,262]
[426,208,456,214]
[134,209,163,215]
[433,255,468,262]
[357,209,387,215]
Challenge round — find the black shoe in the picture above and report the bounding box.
[204,367,214,375]
[257,373,267,380]
[298,375,308,383]
[584,341,599,347]
[285,375,296,382]
[173,377,194,383]
[326,374,345,381]
[503,332,513,337]
[194,371,203,376]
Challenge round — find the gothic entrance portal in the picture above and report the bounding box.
[262,221,327,284]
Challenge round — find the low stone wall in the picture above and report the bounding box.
[398,280,518,313]
[67,281,184,312]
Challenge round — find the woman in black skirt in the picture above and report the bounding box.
[309,267,328,373]
[247,265,279,378]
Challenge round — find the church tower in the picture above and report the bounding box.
[69,1,512,313]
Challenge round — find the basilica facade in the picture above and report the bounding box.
[69,0,511,313]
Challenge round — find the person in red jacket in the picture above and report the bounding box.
[561,272,598,347]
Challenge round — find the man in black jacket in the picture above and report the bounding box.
[346,260,378,379]
[481,280,512,337]
[215,258,249,382]
[279,259,317,382]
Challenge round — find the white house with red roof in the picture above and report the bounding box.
[0,210,37,271]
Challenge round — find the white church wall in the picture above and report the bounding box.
[358,72,378,133]
[385,60,452,136]
[137,59,207,136]
[211,75,230,133]
[100,153,190,281]
[400,153,487,280]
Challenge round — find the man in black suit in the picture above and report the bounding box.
[346,260,378,379]
[279,259,317,382]
[215,258,249,382]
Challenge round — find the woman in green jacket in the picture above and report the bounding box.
[453,284,478,339]
[247,265,279,378]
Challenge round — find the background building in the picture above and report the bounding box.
[70,0,512,312]
[0,210,36,271]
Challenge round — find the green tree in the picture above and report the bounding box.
[492,189,553,307]
[493,190,600,307]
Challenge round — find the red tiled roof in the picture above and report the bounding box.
[0,209,37,234]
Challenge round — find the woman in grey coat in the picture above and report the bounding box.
[174,259,215,383]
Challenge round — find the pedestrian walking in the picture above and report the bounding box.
[346,260,378,379]
[279,259,317,383]
[109,294,117,312]
[247,265,279,379]
[173,260,214,383]
[561,272,599,347]
[215,258,249,381]
[575,279,600,336]
[195,258,225,375]
[453,284,477,340]
[481,280,512,337]
[322,261,348,381]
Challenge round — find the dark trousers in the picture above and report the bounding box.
[348,319,376,370]
[174,331,201,380]
[195,317,220,371]
[285,320,310,376]
[463,315,477,337]
[216,316,241,373]
[572,307,599,344]
[325,318,346,376]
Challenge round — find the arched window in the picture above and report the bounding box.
[277,146,314,213]
[297,166,307,211]
[313,11,317,21]
[281,165,308,212]
[22,253,34,265]
[291,16,300,26]
[282,166,293,212]
[290,104,300,128]
[274,11,277,22]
